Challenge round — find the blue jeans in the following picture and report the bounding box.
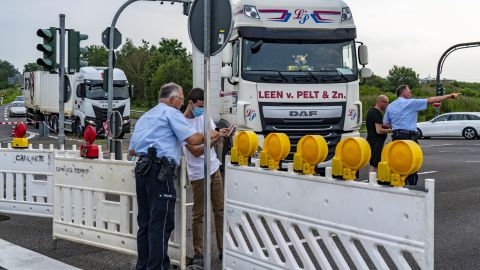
[135,162,176,270]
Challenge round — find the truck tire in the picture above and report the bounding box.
[50,115,59,133]
[74,119,83,137]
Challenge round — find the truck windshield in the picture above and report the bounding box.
[86,84,129,100]
[242,39,358,83]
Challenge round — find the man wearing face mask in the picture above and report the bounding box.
[129,83,219,270]
[183,87,229,266]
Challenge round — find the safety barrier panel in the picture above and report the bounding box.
[52,152,187,269]
[0,143,78,217]
[223,157,434,270]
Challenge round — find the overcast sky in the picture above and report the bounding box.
[0,0,479,82]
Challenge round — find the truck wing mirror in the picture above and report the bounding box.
[250,40,263,54]
[222,43,233,64]
[358,44,369,66]
[76,84,86,99]
[129,85,134,98]
[360,67,373,79]
[221,66,233,78]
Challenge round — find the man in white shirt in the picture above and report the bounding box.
[183,88,229,265]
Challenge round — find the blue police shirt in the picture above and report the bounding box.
[129,103,197,165]
[383,97,427,131]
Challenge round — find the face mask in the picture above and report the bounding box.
[192,106,204,117]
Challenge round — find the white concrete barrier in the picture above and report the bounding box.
[223,157,434,270]
[52,152,187,269]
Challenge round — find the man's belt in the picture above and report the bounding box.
[393,129,417,136]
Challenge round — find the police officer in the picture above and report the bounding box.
[129,82,217,270]
[383,85,460,185]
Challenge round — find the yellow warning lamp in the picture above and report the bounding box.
[12,122,29,148]
[231,131,258,166]
[259,133,290,170]
[377,140,423,187]
[293,135,328,174]
[332,137,371,180]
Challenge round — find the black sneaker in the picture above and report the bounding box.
[191,254,204,266]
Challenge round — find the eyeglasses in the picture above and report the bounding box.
[171,96,184,101]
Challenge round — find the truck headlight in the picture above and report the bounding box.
[86,119,96,125]
[244,5,260,20]
[341,7,353,22]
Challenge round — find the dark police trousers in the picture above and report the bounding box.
[392,130,419,186]
[135,161,176,270]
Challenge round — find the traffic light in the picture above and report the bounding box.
[68,30,89,72]
[436,84,444,96]
[36,27,57,71]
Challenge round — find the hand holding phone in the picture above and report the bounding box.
[227,124,237,136]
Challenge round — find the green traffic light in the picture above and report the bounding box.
[36,27,57,71]
[68,30,89,72]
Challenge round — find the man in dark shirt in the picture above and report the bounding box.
[366,95,391,173]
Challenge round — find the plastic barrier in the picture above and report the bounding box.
[52,152,187,269]
[223,156,434,270]
[0,143,77,217]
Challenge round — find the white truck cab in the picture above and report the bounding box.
[194,0,372,169]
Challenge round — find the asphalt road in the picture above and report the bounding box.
[0,101,479,269]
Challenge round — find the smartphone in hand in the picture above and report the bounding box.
[227,124,237,136]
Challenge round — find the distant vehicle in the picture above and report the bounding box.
[14,96,24,102]
[417,112,480,140]
[9,101,26,117]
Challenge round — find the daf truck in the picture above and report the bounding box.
[23,67,132,138]
[193,0,372,167]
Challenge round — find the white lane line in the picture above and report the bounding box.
[421,144,453,148]
[26,132,36,139]
[418,171,438,175]
[0,239,81,270]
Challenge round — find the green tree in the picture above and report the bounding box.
[387,65,419,90]
[23,62,42,72]
[0,59,19,89]
[83,45,109,66]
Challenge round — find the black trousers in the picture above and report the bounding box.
[135,162,176,270]
[392,131,419,186]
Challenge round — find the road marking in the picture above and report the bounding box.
[0,239,80,270]
[421,144,453,148]
[418,171,438,175]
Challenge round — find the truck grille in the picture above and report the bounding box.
[259,102,345,162]
[92,105,125,121]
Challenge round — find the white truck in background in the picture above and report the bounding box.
[193,0,372,169]
[23,67,132,138]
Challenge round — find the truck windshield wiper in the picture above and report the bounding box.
[316,69,349,82]
[293,71,319,82]
[253,70,288,82]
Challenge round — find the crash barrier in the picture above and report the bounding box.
[0,143,78,217]
[52,151,187,269]
[224,131,433,269]
[0,143,188,269]
[223,158,434,270]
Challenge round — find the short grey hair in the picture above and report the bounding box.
[158,82,182,100]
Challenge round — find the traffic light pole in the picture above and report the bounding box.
[435,41,480,116]
[106,0,189,157]
[58,14,66,147]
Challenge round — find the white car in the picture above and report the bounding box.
[8,101,26,117]
[417,112,480,140]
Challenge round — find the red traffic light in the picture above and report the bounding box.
[14,122,27,138]
[83,124,97,144]
[432,102,441,108]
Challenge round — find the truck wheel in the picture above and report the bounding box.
[74,119,83,137]
[50,115,59,133]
